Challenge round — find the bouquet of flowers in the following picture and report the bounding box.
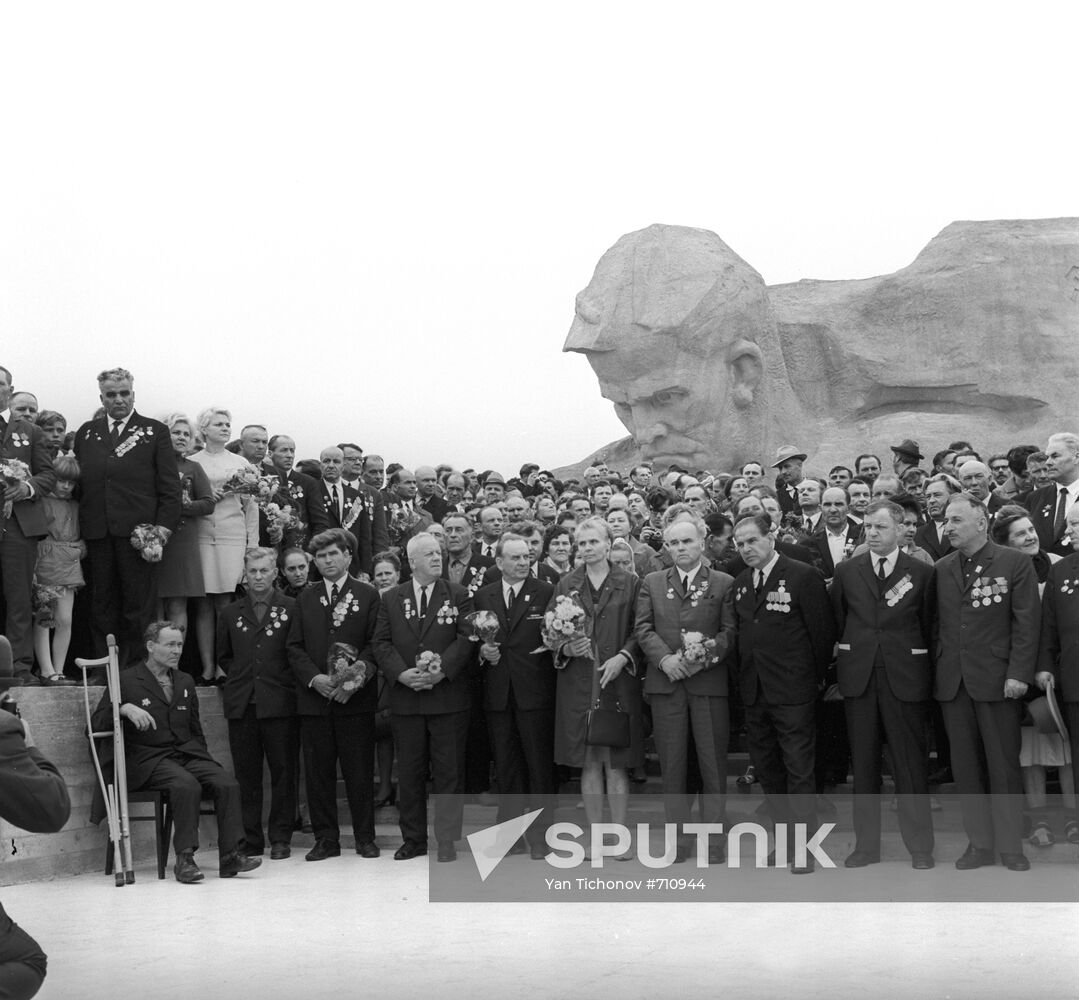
[0,458,30,489]
[220,464,264,497]
[130,523,169,562]
[264,502,300,533]
[680,630,717,667]
[534,592,590,653]
[415,651,442,674]
[465,610,500,643]
[252,473,281,507]
[32,583,62,628]
[388,504,422,547]
[327,642,367,692]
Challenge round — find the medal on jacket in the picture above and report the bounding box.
[884,573,913,608]
[1060,577,1076,595]
[766,582,791,613]
[971,575,1008,608]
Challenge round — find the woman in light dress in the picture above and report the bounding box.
[189,407,259,685]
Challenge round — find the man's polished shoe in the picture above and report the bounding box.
[270,843,291,860]
[173,850,204,884]
[530,843,547,861]
[911,852,935,870]
[954,844,996,870]
[393,840,427,861]
[790,857,815,874]
[844,850,880,868]
[220,851,262,878]
[1000,852,1030,871]
[356,841,381,859]
[437,841,457,863]
[304,839,341,862]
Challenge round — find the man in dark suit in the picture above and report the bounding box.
[0,647,71,999]
[442,512,493,596]
[730,513,836,873]
[472,506,505,561]
[472,536,557,860]
[372,533,474,862]
[74,368,181,666]
[0,366,56,684]
[934,492,1040,871]
[914,474,959,561]
[340,445,390,556]
[482,523,560,587]
[722,494,817,577]
[1037,504,1079,778]
[1026,433,1079,558]
[958,460,1006,522]
[319,446,374,579]
[636,515,736,864]
[771,445,808,516]
[809,486,861,580]
[417,465,451,524]
[286,528,381,861]
[266,435,330,548]
[217,548,299,860]
[830,499,936,869]
[91,621,260,883]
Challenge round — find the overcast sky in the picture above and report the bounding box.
[1,3,1075,475]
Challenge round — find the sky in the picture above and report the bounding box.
[1,2,1076,475]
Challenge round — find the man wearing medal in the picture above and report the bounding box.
[830,499,937,869]
[934,492,1040,871]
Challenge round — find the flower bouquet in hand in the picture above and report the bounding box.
[465,610,500,644]
[388,505,422,548]
[220,464,263,497]
[265,502,300,534]
[0,458,30,489]
[32,583,62,628]
[130,523,169,563]
[680,629,717,677]
[328,642,367,692]
[534,592,590,654]
[415,651,442,675]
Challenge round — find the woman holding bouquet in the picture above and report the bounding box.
[551,516,643,856]
[190,407,259,684]
[157,414,215,638]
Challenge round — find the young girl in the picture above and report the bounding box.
[33,455,85,684]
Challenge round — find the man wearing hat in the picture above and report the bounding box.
[482,472,507,505]
[891,439,924,477]
[772,446,808,516]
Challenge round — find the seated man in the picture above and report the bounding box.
[91,621,261,883]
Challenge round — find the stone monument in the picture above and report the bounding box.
[563,219,1079,474]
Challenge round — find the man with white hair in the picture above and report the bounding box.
[1027,433,1079,558]
[957,460,1005,520]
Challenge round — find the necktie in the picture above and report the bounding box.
[330,582,340,607]
[110,420,121,445]
[877,558,888,582]
[681,573,690,592]
[419,586,429,619]
[484,544,494,558]
[506,587,515,613]
[755,571,764,595]
[159,671,173,704]
[254,601,267,624]
[330,485,340,519]
[1054,487,1068,540]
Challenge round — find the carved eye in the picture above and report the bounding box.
[652,389,684,407]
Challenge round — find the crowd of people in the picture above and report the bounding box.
[4,364,1079,881]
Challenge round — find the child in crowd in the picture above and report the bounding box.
[32,455,85,684]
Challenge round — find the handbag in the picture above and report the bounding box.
[585,698,630,748]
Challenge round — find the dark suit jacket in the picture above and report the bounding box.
[808,520,863,578]
[286,576,380,716]
[74,412,181,539]
[636,565,736,696]
[830,551,936,701]
[358,482,389,555]
[217,589,298,719]
[0,415,55,538]
[421,492,452,524]
[1037,552,1079,702]
[0,712,71,833]
[1026,483,1074,558]
[90,662,215,789]
[272,468,331,539]
[933,541,1040,702]
[441,552,493,597]
[472,577,556,712]
[322,480,375,577]
[371,578,474,715]
[914,519,952,561]
[731,554,836,706]
[723,539,816,579]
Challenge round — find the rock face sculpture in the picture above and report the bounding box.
[563,219,1079,473]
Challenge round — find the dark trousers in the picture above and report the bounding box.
[650,688,729,827]
[465,665,492,793]
[486,690,557,841]
[86,534,157,666]
[140,753,242,856]
[845,661,934,856]
[0,519,36,677]
[392,710,468,845]
[300,712,375,845]
[1066,703,1079,815]
[0,902,46,1000]
[744,693,817,852]
[227,708,299,852]
[940,685,1024,854]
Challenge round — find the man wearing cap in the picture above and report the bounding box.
[772,446,807,517]
[891,439,924,477]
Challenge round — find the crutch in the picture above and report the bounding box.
[78,634,134,885]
